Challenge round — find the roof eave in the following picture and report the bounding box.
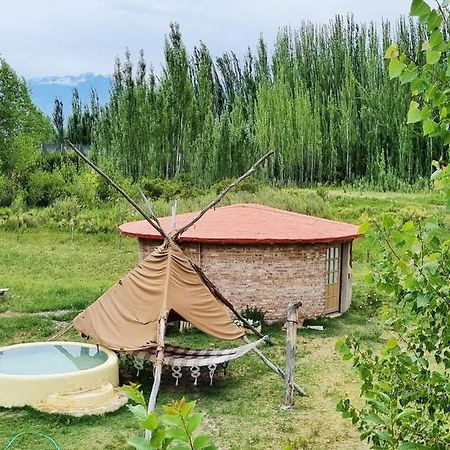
[119,228,364,245]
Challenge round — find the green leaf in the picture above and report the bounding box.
[373,430,391,442]
[165,427,189,442]
[416,294,430,308]
[120,383,146,406]
[389,59,407,79]
[426,50,441,65]
[423,118,438,136]
[127,437,154,450]
[141,412,159,432]
[400,66,418,85]
[364,413,384,425]
[382,214,395,229]
[429,29,444,48]
[128,404,148,421]
[401,220,415,232]
[431,168,443,180]
[180,400,196,419]
[193,435,213,450]
[407,101,423,124]
[160,414,184,427]
[386,336,398,350]
[410,0,431,17]
[427,10,443,31]
[394,409,417,423]
[358,220,370,234]
[335,338,346,352]
[187,413,204,434]
[150,429,167,448]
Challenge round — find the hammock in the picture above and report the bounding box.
[128,336,267,386]
[129,336,267,367]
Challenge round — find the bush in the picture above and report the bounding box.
[0,175,13,207]
[70,171,100,206]
[141,177,204,201]
[240,305,266,325]
[26,170,66,207]
[39,151,80,173]
[213,177,261,195]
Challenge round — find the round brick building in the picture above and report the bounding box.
[119,204,361,322]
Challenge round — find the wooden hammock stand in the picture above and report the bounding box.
[53,141,306,440]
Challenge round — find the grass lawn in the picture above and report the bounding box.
[0,188,444,449]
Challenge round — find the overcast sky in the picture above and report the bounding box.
[1,0,412,79]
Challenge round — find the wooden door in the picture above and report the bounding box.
[325,246,341,314]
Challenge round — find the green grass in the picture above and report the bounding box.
[0,230,135,313]
[0,187,443,450]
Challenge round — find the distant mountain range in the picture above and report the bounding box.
[28,72,112,120]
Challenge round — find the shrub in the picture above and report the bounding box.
[70,171,100,206]
[39,151,80,173]
[213,177,261,195]
[240,305,265,325]
[26,170,66,207]
[141,178,204,201]
[121,384,217,450]
[315,184,328,200]
[0,175,13,207]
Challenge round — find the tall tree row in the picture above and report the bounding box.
[91,17,444,186]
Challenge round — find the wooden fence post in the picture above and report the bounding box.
[283,301,302,408]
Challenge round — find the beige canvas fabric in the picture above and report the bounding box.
[73,241,244,350]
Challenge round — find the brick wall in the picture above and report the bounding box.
[138,239,331,322]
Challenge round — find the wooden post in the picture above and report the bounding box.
[283,301,302,408]
[243,336,306,396]
[145,316,166,441]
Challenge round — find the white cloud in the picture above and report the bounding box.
[0,0,412,78]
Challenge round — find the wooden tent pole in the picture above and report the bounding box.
[243,336,306,396]
[139,188,165,235]
[48,322,74,341]
[173,150,274,239]
[283,301,302,407]
[190,261,273,345]
[145,316,167,441]
[65,140,167,239]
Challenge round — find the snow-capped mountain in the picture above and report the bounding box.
[28,72,111,119]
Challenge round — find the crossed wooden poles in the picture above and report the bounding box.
[58,141,306,437]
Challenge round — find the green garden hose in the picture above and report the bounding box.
[2,431,61,450]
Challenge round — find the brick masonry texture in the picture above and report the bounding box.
[137,239,343,322]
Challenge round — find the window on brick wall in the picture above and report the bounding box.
[325,246,341,314]
[326,246,340,285]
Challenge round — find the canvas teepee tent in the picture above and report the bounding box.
[73,240,244,351]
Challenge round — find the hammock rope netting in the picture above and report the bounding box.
[128,336,267,385]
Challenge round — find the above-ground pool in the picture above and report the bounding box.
[0,341,126,415]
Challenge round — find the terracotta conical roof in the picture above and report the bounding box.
[120,203,361,244]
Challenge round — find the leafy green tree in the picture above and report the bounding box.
[0,58,52,177]
[337,2,450,448]
[52,98,64,144]
[385,0,450,204]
